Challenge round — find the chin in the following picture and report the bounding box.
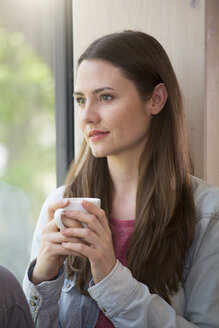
[91,152,107,158]
[90,148,109,158]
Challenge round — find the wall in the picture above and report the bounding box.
[205,0,219,185]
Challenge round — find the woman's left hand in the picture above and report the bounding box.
[61,200,117,284]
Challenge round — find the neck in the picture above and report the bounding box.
[107,154,139,220]
[108,157,138,193]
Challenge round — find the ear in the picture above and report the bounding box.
[149,83,168,115]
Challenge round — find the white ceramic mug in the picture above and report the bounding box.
[54,197,101,229]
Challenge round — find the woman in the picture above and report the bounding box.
[23,30,219,327]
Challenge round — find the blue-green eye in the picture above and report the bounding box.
[75,97,86,106]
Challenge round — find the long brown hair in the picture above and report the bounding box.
[64,30,196,304]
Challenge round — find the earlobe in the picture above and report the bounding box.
[150,83,168,115]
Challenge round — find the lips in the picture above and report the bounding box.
[88,130,110,138]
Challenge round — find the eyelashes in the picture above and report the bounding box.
[100,94,113,102]
[75,97,86,106]
[74,94,114,107]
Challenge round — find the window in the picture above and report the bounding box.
[0,0,57,281]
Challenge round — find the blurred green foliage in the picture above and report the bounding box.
[0,26,56,220]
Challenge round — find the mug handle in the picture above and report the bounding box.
[54,208,66,229]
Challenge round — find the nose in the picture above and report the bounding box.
[80,101,100,124]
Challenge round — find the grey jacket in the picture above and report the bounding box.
[23,176,219,327]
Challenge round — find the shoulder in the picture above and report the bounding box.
[191,176,219,220]
[46,185,66,202]
[184,177,219,280]
[37,184,66,221]
[49,185,65,200]
[40,185,66,210]
[189,176,219,259]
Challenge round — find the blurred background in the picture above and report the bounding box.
[0,0,56,281]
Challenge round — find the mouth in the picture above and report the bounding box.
[87,129,110,142]
[88,130,110,138]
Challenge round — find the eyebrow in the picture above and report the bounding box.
[73,87,115,97]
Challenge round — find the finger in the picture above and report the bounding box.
[43,230,84,245]
[48,243,85,258]
[40,230,86,258]
[61,227,99,246]
[61,216,84,229]
[55,212,89,231]
[64,210,104,236]
[45,217,65,232]
[62,241,94,259]
[82,200,110,231]
[47,198,69,221]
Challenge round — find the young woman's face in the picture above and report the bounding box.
[74,59,152,159]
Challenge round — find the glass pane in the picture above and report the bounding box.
[0,0,56,282]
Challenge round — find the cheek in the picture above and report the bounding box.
[79,121,84,131]
[77,119,88,141]
[77,114,85,131]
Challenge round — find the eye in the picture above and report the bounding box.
[75,97,86,107]
[99,94,113,103]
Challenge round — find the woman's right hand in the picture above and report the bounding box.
[31,199,83,285]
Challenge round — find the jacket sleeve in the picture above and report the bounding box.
[88,216,219,328]
[23,186,65,328]
[23,260,65,328]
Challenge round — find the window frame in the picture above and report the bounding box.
[54,0,74,186]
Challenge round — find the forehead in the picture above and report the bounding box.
[75,59,128,91]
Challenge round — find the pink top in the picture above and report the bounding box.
[95,218,135,328]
